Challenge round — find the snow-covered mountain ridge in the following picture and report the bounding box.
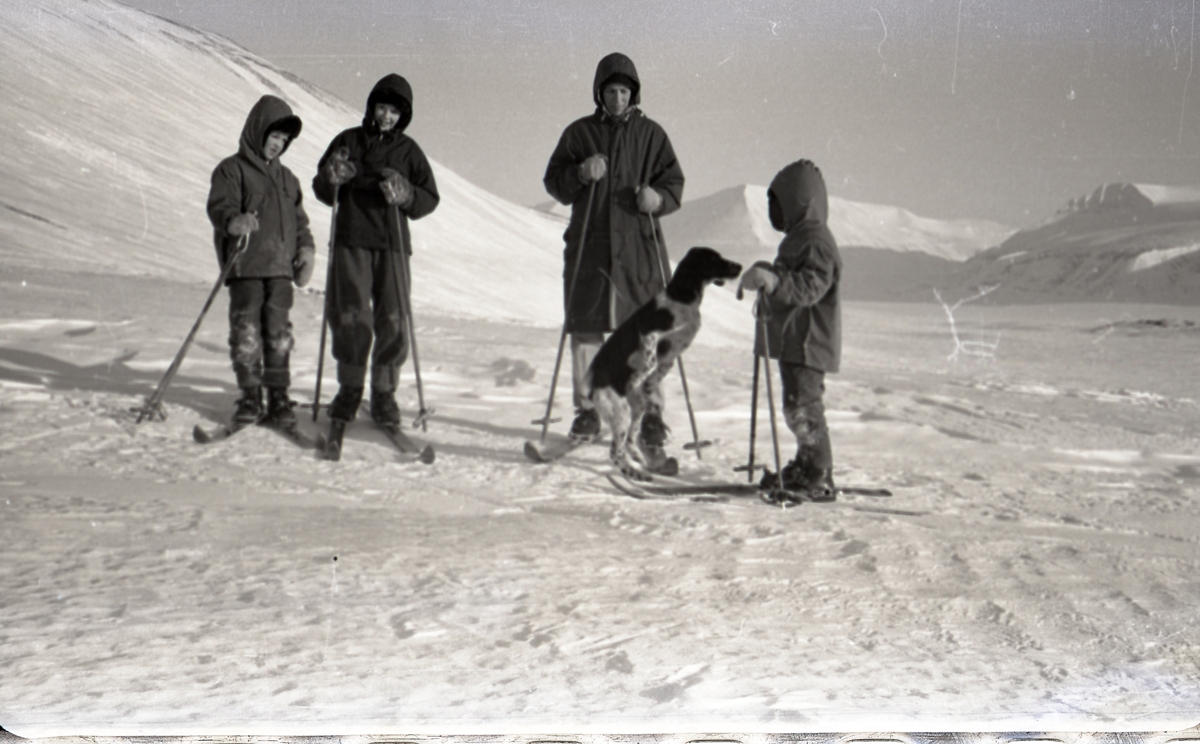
[946,182,1200,304]
[658,184,1016,267]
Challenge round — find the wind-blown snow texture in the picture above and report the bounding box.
[2,0,1200,738]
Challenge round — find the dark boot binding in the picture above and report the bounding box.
[232,386,263,431]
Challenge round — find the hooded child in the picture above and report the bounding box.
[206,94,316,432]
[543,52,685,469]
[312,74,440,443]
[737,159,843,500]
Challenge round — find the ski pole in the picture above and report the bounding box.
[311,191,339,422]
[756,290,785,492]
[646,200,709,458]
[734,348,762,483]
[387,203,433,431]
[136,233,250,423]
[532,179,597,442]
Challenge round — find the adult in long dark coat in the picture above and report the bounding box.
[543,52,685,449]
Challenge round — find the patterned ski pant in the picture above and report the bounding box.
[227,277,294,389]
[778,361,832,469]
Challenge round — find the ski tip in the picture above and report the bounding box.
[419,445,436,464]
[523,440,547,463]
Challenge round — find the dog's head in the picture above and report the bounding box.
[679,246,743,286]
[666,246,744,304]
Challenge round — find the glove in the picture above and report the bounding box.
[737,261,779,299]
[293,247,316,288]
[637,186,663,214]
[578,154,607,183]
[227,212,258,236]
[379,167,414,206]
[323,147,356,186]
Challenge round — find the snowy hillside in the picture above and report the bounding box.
[0,0,589,328]
[947,182,1200,305]
[659,184,1014,268]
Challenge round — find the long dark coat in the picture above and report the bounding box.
[755,159,843,373]
[543,53,685,334]
[207,95,314,280]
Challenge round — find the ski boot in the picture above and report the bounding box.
[568,407,600,443]
[323,385,363,461]
[638,411,678,476]
[370,388,401,428]
[804,468,837,502]
[759,458,836,503]
[231,386,263,432]
[264,387,297,430]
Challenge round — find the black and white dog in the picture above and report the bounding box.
[586,246,743,481]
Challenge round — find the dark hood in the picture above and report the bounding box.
[592,52,641,109]
[363,73,414,134]
[767,159,828,233]
[238,95,301,163]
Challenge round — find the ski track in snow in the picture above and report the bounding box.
[2,270,1200,735]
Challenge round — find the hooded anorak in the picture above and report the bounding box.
[312,74,439,254]
[755,159,842,372]
[207,95,314,280]
[544,53,685,333]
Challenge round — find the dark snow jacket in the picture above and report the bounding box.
[755,159,842,373]
[207,95,314,281]
[312,74,439,254]
[544,53,685,334]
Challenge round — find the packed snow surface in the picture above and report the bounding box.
[2,0,1200,738]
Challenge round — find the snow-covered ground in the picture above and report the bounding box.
[3,266,1200,736]
[3,0,1200,739]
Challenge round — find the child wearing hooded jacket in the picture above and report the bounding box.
[738,159,842,500]
[311,73,439,444]
[206,94,316,431]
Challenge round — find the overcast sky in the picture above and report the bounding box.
[122,0,1200,227]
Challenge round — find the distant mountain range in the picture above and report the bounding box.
[656,185,1015,302]
[944,182,1200,304]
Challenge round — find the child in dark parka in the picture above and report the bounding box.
[738,159,842,500]
[311,73,440,437]
[207,94,316,431]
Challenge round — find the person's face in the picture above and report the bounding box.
[262,130,289,160]
[602,83,631,116]
[374,102,401,132]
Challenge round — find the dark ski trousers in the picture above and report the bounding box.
[327,245,408,393]
[227,277,294,389]
[778,361,832,469]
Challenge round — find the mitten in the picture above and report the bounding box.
[323,147,356,186]
[227,212,259,236]
[737,261,779,299]
[293,247,316,288]
[379,168,414,206]
[578,154,607,183]
[637,186,663,214]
